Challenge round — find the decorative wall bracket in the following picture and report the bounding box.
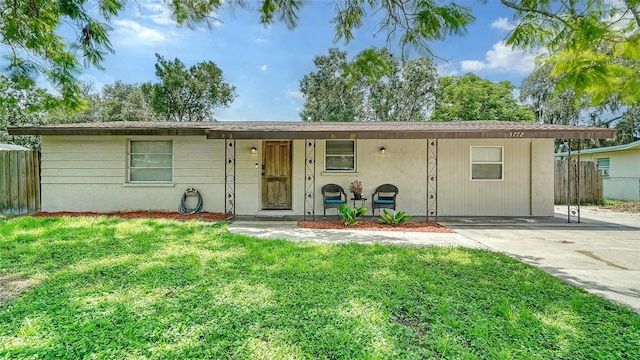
[304,140,316,221]
[224,139,236,220]
[427,139,438,222]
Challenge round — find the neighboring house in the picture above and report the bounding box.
[556,140,640,201]
[9,121,614,218]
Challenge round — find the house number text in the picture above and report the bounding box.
[508,132,525,138]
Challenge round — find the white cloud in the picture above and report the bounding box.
[601,0,636,31]
[491,17,516,31]
[459,60,485,72]
[140,2,177,26]
[113,19,168,46]
[437,63,459,77]
[460,42,544,74]
[260,64,268,71]
[286,90,304,100]
[255,38,267,44]
[78,74,114,91]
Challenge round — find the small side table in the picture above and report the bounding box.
[350,197,368,208]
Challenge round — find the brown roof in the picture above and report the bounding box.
[8,120,615,139]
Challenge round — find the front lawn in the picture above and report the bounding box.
[1,216,638,359]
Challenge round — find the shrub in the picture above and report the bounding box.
[378,209,412,226]
[339,204,367,226]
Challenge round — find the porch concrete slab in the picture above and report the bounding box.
[439,206,640,313]
[227,221,486,249]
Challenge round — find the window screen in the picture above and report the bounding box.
[471,146,503,180]
[128,140,173,182]
[325,140,355,171]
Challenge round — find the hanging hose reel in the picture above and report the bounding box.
[179,187,203,214]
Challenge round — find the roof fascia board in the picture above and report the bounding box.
[8,125,616,139]
[206,129,616,140]
[7,127,208,136]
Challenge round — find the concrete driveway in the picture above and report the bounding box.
[439,206,640,313]
[229,206,640,312]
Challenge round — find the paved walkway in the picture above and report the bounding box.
[228,206,640,313]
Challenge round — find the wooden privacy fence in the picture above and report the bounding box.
[0,150,41,214]
[554,159,602,205]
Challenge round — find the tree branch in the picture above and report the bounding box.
[500,0,576,30]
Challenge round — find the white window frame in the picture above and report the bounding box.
[324,140,356,172]
[470,146,504,181]
[127,140,174,183]
[596,158,610,178]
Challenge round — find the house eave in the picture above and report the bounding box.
[7,127,208,136]
[204,129,616,140]
[8,121,617,140]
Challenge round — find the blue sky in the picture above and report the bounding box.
[78,0,542,122]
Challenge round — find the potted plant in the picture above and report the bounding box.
[349,180,363,200]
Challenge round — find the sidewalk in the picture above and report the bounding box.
[228,220,486,248]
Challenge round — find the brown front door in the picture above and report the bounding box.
[262,141,292,209]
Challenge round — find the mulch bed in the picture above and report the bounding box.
[25,212,453,233]
[298,220,455,233]
[29,211,227,221]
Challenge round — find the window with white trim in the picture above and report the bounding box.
[128,140,173,182]
[596,158,610,177]
[325,140,356,172]
[470,146,503,180]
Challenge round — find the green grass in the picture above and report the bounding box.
[1,216,639,359]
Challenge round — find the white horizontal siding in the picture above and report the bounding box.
[40,135,226,212]
[42,160,125,169]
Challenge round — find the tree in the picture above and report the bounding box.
[299,48,365,122]
[0,76,48,149]
[521,64,639,147]
[300,48,437,122]
[141,54,236,122]
[519,64,584,126]
[46,81,154,124]
[615,105,640,144]
[502,0,640,106]
[0,0,474,109]
[431,73,535,122]
[99,82,155,122]
[368,56,437,121]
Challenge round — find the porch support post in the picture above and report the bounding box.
[566,139,581,223]
[304,139,316,221]
[567,140,571,223]
[426,139,438,222]
[575,139,581,223]
[224,139,236,220]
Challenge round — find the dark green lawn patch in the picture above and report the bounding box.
[1,216,639,359]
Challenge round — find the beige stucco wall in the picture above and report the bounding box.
[575,149,640,177]
[312,139,429,217]
[531,139,555,216]
[40,135,555,217]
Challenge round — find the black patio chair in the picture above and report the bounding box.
[322,183,347,220]
[371,184,398,218]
